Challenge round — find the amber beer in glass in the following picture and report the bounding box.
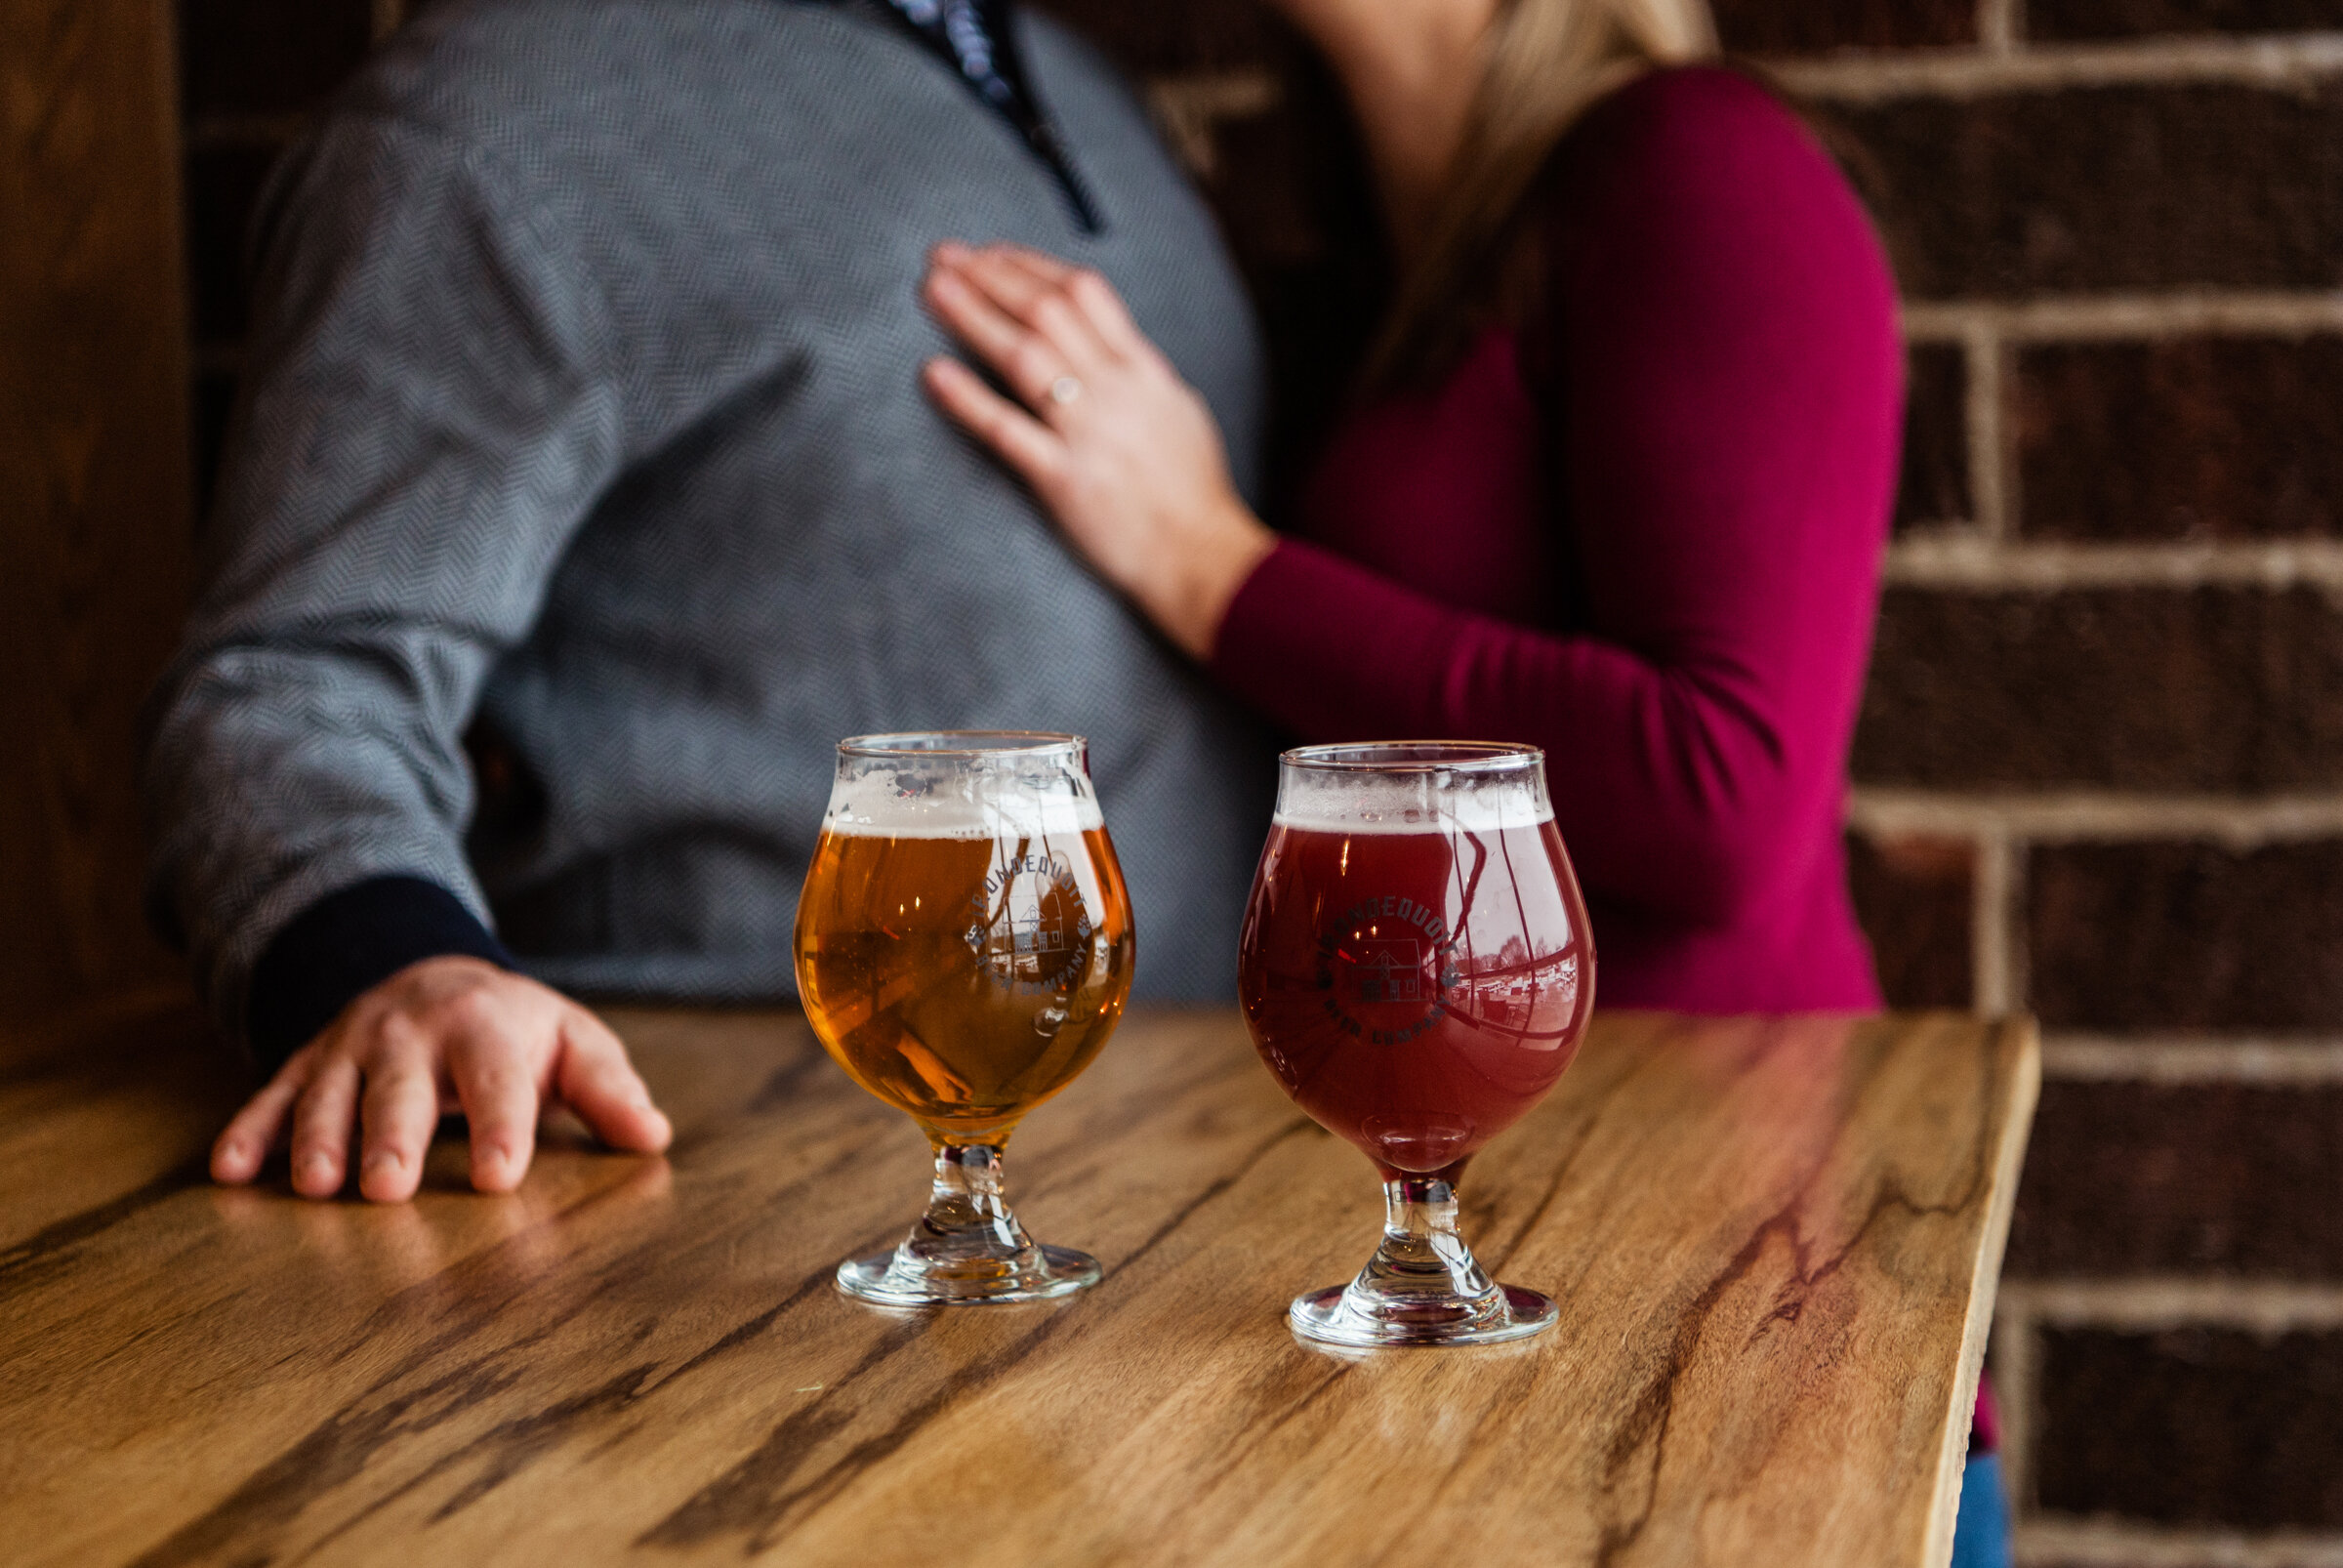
[1239,742,1594,1345]
[795,732,1133,1304]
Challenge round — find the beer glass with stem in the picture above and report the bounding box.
[1238,742,1595,1346]
[794,732,1134,1305]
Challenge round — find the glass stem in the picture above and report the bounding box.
[901,1142,1040,1270]
[1345,1176,1503,1320]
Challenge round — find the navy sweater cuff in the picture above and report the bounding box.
[246,876,514,1072]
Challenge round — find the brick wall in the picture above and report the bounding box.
[1773,15,2343,1564]
[178,2,2343,1561]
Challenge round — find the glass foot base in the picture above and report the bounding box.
[836,1243,1101,1307]
[837,1142,1102,1306]
[1289,1281,1557,1348]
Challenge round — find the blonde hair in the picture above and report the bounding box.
[1373,0,1719,384]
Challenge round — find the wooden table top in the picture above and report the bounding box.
[0,1004,2035,1568]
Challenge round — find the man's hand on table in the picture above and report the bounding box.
[210,956,674,1202]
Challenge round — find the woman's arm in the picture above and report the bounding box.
[922,70,1902,928]
[1217,73,1903,925]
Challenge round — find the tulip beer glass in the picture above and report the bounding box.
[794,732,1134,1304]
[1239,742,1595,1346]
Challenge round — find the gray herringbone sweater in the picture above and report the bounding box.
[143,0,1275,1047]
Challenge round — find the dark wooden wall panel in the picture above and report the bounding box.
[0,0,194,1056]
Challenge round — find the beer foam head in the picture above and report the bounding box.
[1272,743,1552,835]
[823,733,1104,840]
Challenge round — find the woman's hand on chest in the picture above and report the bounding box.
[919,240,1275,661]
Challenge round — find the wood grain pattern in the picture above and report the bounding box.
[0,0,194,1050]
[0,1006,2036,1567]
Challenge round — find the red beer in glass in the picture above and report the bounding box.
[1239,742,1594,1346]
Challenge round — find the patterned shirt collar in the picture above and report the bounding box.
[843,0,1101,232]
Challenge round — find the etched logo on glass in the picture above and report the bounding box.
[1349,938,1422,1004]
[1314,895,1462,1045]
[965,850,1093,992]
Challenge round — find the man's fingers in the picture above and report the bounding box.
[448,1021,543,1194]
[357,1048,440,1203]
[923,357,1070,494]
[287,1056,362,1198]
[212,1052,313,1185]
[555,1009,672,1153]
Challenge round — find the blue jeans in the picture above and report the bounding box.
[1951,1454,2012,1568]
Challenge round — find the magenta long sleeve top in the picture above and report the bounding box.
[1210,66,1903,1012]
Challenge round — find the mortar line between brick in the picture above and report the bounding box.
[1850,790,2343,844]
[1978,0,2020,54]
[1883,536,2343,593]
[1906,293,2343,342]
[1992,1301,2037,1524]
[2017,1519,2343,1568]
[1974,827,2016,1016]
[1145,70,1283,180]
[2042,1036,2343,1084]
[2000,1278,2343,1331]
[1772,33,2343,101]
[2005,837,2028,1018]
[1963,326,2009,540]
[1145,67,1284,102]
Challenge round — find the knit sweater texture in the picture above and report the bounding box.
[143,0,1274,1051]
